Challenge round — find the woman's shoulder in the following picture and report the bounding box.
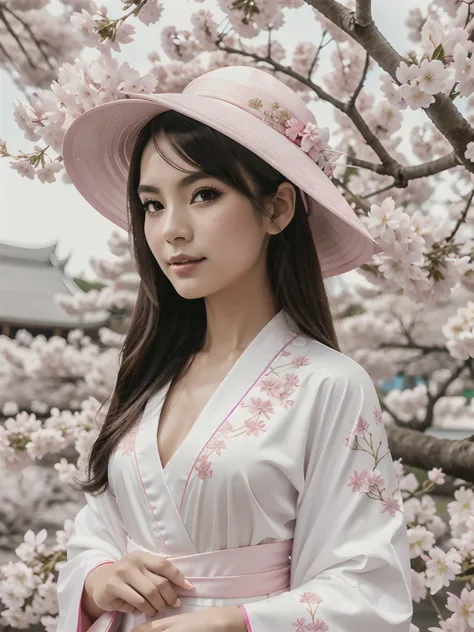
[293,332,375,391]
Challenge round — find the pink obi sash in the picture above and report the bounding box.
[126,535,293,599]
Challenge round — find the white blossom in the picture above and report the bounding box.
[425,546,462,594]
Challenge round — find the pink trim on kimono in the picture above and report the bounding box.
[237,604,253,632]
[77,561,116,632]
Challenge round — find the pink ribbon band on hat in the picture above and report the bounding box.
[126,535,292,599]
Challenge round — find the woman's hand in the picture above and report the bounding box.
[131,606,247,631]
[85,550,194,617]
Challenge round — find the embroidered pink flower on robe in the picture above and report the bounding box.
[299,592,323,604]
[353,415,369,435]
[374,407,383,425]
[292,591,328,631]
[382,491,402,517]
[346,410,402,518]
[191,342,310,481]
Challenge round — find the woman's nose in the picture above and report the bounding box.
[161,206,193,242]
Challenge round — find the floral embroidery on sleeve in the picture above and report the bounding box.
[193,342,310,480]
[345,408,402,517]
[292,592,328,631]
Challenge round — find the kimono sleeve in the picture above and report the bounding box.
[56,487,127,632]
[238,362,413,632]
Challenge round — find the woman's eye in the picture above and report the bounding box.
[141,199,162,214]
[140,186,222,215]
[192,187,222,204]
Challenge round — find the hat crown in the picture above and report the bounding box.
[183,65,316,128]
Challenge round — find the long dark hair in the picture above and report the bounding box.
[78,110,339,495]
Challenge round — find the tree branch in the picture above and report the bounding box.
[0,8,37,70]
[348,151,460,180]
[402,151,461,180]
[2,5,55,71]
[379,342,447,354]
[447,188,474,241]
[348,50,370,110]
[307,0,474,173]
[387,425,474,483]
[360,181,396,199]
[332,177,371,213]
[420,360,471,431]
[355,0,372,27]
[218,43,460,185]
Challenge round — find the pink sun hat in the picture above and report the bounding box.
[61,65,382,278]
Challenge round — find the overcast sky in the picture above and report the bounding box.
[0,0,429,280]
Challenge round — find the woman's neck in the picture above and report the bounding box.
[202,295,279,357]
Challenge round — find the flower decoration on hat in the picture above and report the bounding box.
[248,98,337,178]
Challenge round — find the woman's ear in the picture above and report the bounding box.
[266,181,297,235]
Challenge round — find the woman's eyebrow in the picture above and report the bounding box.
[137,170,209,195]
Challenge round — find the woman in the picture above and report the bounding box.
[56,65,413,632]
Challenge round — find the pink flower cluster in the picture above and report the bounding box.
[284,117,336,177]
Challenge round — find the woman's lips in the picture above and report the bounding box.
[170,258,206,274]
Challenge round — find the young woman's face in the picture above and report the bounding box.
[138,133,273,300]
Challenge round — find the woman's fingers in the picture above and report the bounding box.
[142,553,194,591]
[143,567,181,608]
[111,570,164,616]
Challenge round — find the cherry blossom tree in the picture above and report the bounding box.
[0,0,94,95]
[1,0,474,630]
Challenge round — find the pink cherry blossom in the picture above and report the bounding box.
[360,469,386,494]
[10,159,36,180]
[453,43,474,96]
[353,415,369,435]
[216,420,234,438]
[292,356,310,368]
[399,83,436,109]
[285,117,305,141]
[417,59,449,96]
[195,459,213,479]
[465,141,474,162]
[207,437,226,456]
[396,61,420,84]
[347,470,368,493]
[283,372,300,391]
[374,408,383,425]
[248,397,274,419]
[428,468,446,485]
[258,376,283,397]
[292,618,310,631]
[299,592,323,604]
[300,123,330,154]
[381,493,401,517]
[244,419,267,436]
[446,586,474,629]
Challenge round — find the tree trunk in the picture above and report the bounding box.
[387,425,474,483]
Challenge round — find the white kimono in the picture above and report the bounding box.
[56,309,413,631]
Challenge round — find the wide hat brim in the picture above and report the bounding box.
[61,91,382,278]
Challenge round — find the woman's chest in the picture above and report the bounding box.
[156,356,240,471]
